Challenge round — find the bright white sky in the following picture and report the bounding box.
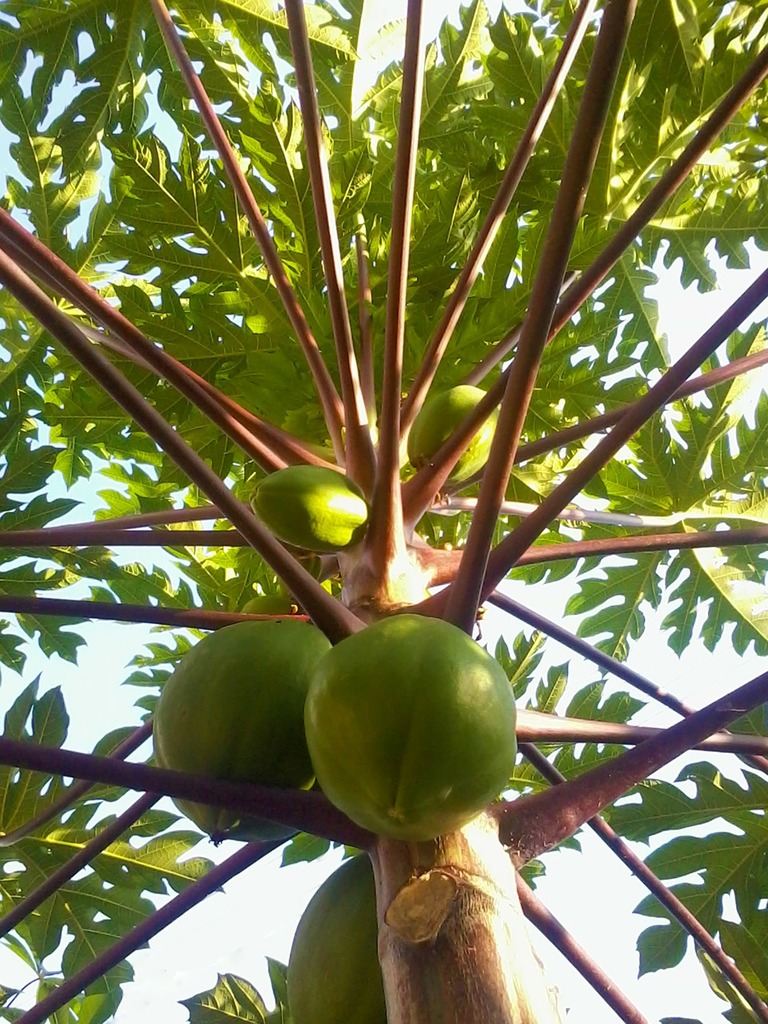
[2,1,768,1021]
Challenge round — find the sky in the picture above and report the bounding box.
[2,0,768,1021]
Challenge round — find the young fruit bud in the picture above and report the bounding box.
[407,384,499,484]
[241,593,296,615]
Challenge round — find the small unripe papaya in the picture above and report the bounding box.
[305,614,518,841]
[407,384,498,484]
[241,593,295,615]
[288,855,386,1024]
[250,466,369,553]
[153,619,331,841]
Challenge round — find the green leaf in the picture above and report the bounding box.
[719,921,768,998]
[181,972,279,1024]
[698,948,767,1024]
[637,921,689,976]
[615,764,768,974]
[280,832,331,867]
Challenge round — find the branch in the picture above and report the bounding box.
[0,528,256,549]
[407,524,768,592]
[14,840,281,1024]
[0,501,298,536]
[0,722,153,848]
[13,505,225,533]
[461,273,579,388]
[284,0,375,488]
[431,494,737,529]
[408,539,463,587]
[400,0,597,434]
[512,525,768,567]
[402,43,768,524]
[492,590,768,776]
[516,876,650,1024]
[517,343,768,465]
[0,735,371,849]
[520,745,768,1022]
[80,322,338,470]
[0,793,158,939]
[444,0,637,633]
[0,246,362,643]
[0,528,342,597]
[366,0,425,578]
[499,666,768,863]
[0,595,305,630]
[148,0,346,461]
[355,217,376,422]
[488,590,695,717]
[547,42,768,348]
[516,708,768,756]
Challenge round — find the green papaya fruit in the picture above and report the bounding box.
[250,466,369,554]
[288,855,386,1024]
[407,384,499,484]
[305,614,517,841]
[153,619,331,841]
[242,593,295,615]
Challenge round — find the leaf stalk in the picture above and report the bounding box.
[521,745,768,1022]
[444,0,638,633]
[149,0,346,461]
[400,0,598,434]
[284,0,376,487]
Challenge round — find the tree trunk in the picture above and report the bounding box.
[370,813,564,1024]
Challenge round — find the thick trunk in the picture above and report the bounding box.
[370,813,564,1024]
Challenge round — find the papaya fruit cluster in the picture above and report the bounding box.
[153,614,517,1019]
[305,614,518,841]
[151,393,507,1016]
[153,615,517,843]
[153,619,330,841]
[250,465,369,553]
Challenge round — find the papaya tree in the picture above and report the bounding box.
[1,0,768,1020]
